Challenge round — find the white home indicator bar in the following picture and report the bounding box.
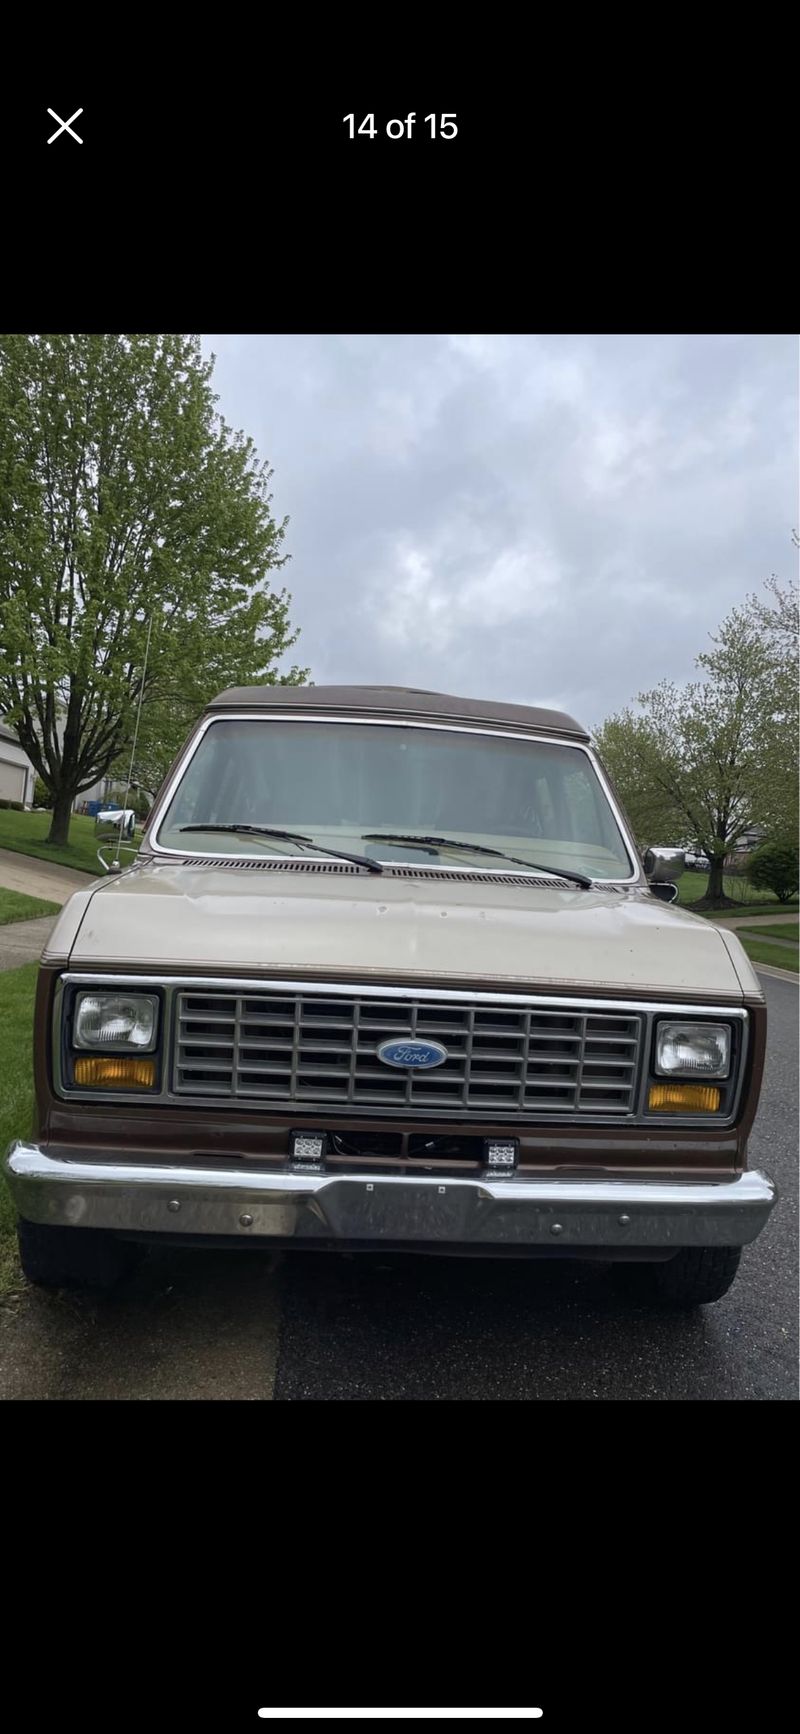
[258,1714,544,1721]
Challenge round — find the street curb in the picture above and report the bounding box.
[754,963,799,983]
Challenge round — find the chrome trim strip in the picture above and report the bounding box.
[146,713,640,884]
[5,1141,776,1250]
[59,973,750,1016]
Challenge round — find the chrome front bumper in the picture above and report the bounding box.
[4,1142,777,1252]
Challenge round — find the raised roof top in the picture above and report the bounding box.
[206,685,589,740]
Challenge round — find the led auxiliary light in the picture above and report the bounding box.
[484,1138,518,1174]
[289,1131,327,1170]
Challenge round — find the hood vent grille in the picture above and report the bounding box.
[181,856,357,873]
[177,855,578,887]
[388,866,570,887]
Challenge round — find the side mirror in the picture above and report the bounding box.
[643,846,685,883]
[649,881,679,903]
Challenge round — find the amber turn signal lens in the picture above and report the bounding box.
[73,1056,156,1089]
[648,1082,721,1113]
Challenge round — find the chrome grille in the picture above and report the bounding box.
[173,989,643,1118]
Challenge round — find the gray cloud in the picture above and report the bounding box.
[202,333,797,729]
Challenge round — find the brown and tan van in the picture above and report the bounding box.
[4,686,775,1305]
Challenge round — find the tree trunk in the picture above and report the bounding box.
[47,789,74,846]
[704,855,730,907]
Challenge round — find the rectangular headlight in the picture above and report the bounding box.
[73,991,159,1052]
[655,1020,731,1079]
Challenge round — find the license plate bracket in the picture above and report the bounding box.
[319,1179,472,1242]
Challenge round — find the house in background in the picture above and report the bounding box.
[0,711,123,815]
[72,775,120,815]
[737,826,767,851]
[725,826,767,868]
[0,720,36,806]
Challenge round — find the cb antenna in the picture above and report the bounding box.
[110,611,154,871]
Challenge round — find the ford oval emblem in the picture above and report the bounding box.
[377,1038,448,1069]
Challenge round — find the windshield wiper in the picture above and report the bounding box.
[361,833,592,887]
[178,824,384,874]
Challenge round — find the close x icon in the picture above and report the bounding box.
[47,107,83,143]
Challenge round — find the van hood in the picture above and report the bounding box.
[44,858,757,1000]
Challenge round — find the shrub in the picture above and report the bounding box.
[0,797,24,810]
[747,841,799,904]
[32,777,51,808]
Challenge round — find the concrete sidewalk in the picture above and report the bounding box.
[737,931,798,951]
[710,911,798,982]
[0,846,94,905]
[712,911,798,929]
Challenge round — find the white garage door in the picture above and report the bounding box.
[0,758,26,802]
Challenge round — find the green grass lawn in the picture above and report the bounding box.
[0,962,37,1294]
[737,920,798,945]
[739,936,799,975]
[675,868,799,916]
[0,814,793,913]
[710,903,800,922]
[0,888,61,926]
[0,807,142,876]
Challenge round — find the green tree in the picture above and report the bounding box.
[747,840,799,903]
[742,572,799,842]
[0,334,307,845]
[595,574,798,907]
[107,594,310,803]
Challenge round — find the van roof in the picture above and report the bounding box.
[206,685,589,741]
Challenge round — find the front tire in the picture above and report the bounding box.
[17,1218,144,1291]
[612,1245,742,1307]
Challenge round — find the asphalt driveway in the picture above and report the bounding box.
[1,972,796,1400]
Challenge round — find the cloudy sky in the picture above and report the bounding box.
[202,334,797,730]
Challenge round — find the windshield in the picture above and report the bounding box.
[155,719,634,880]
